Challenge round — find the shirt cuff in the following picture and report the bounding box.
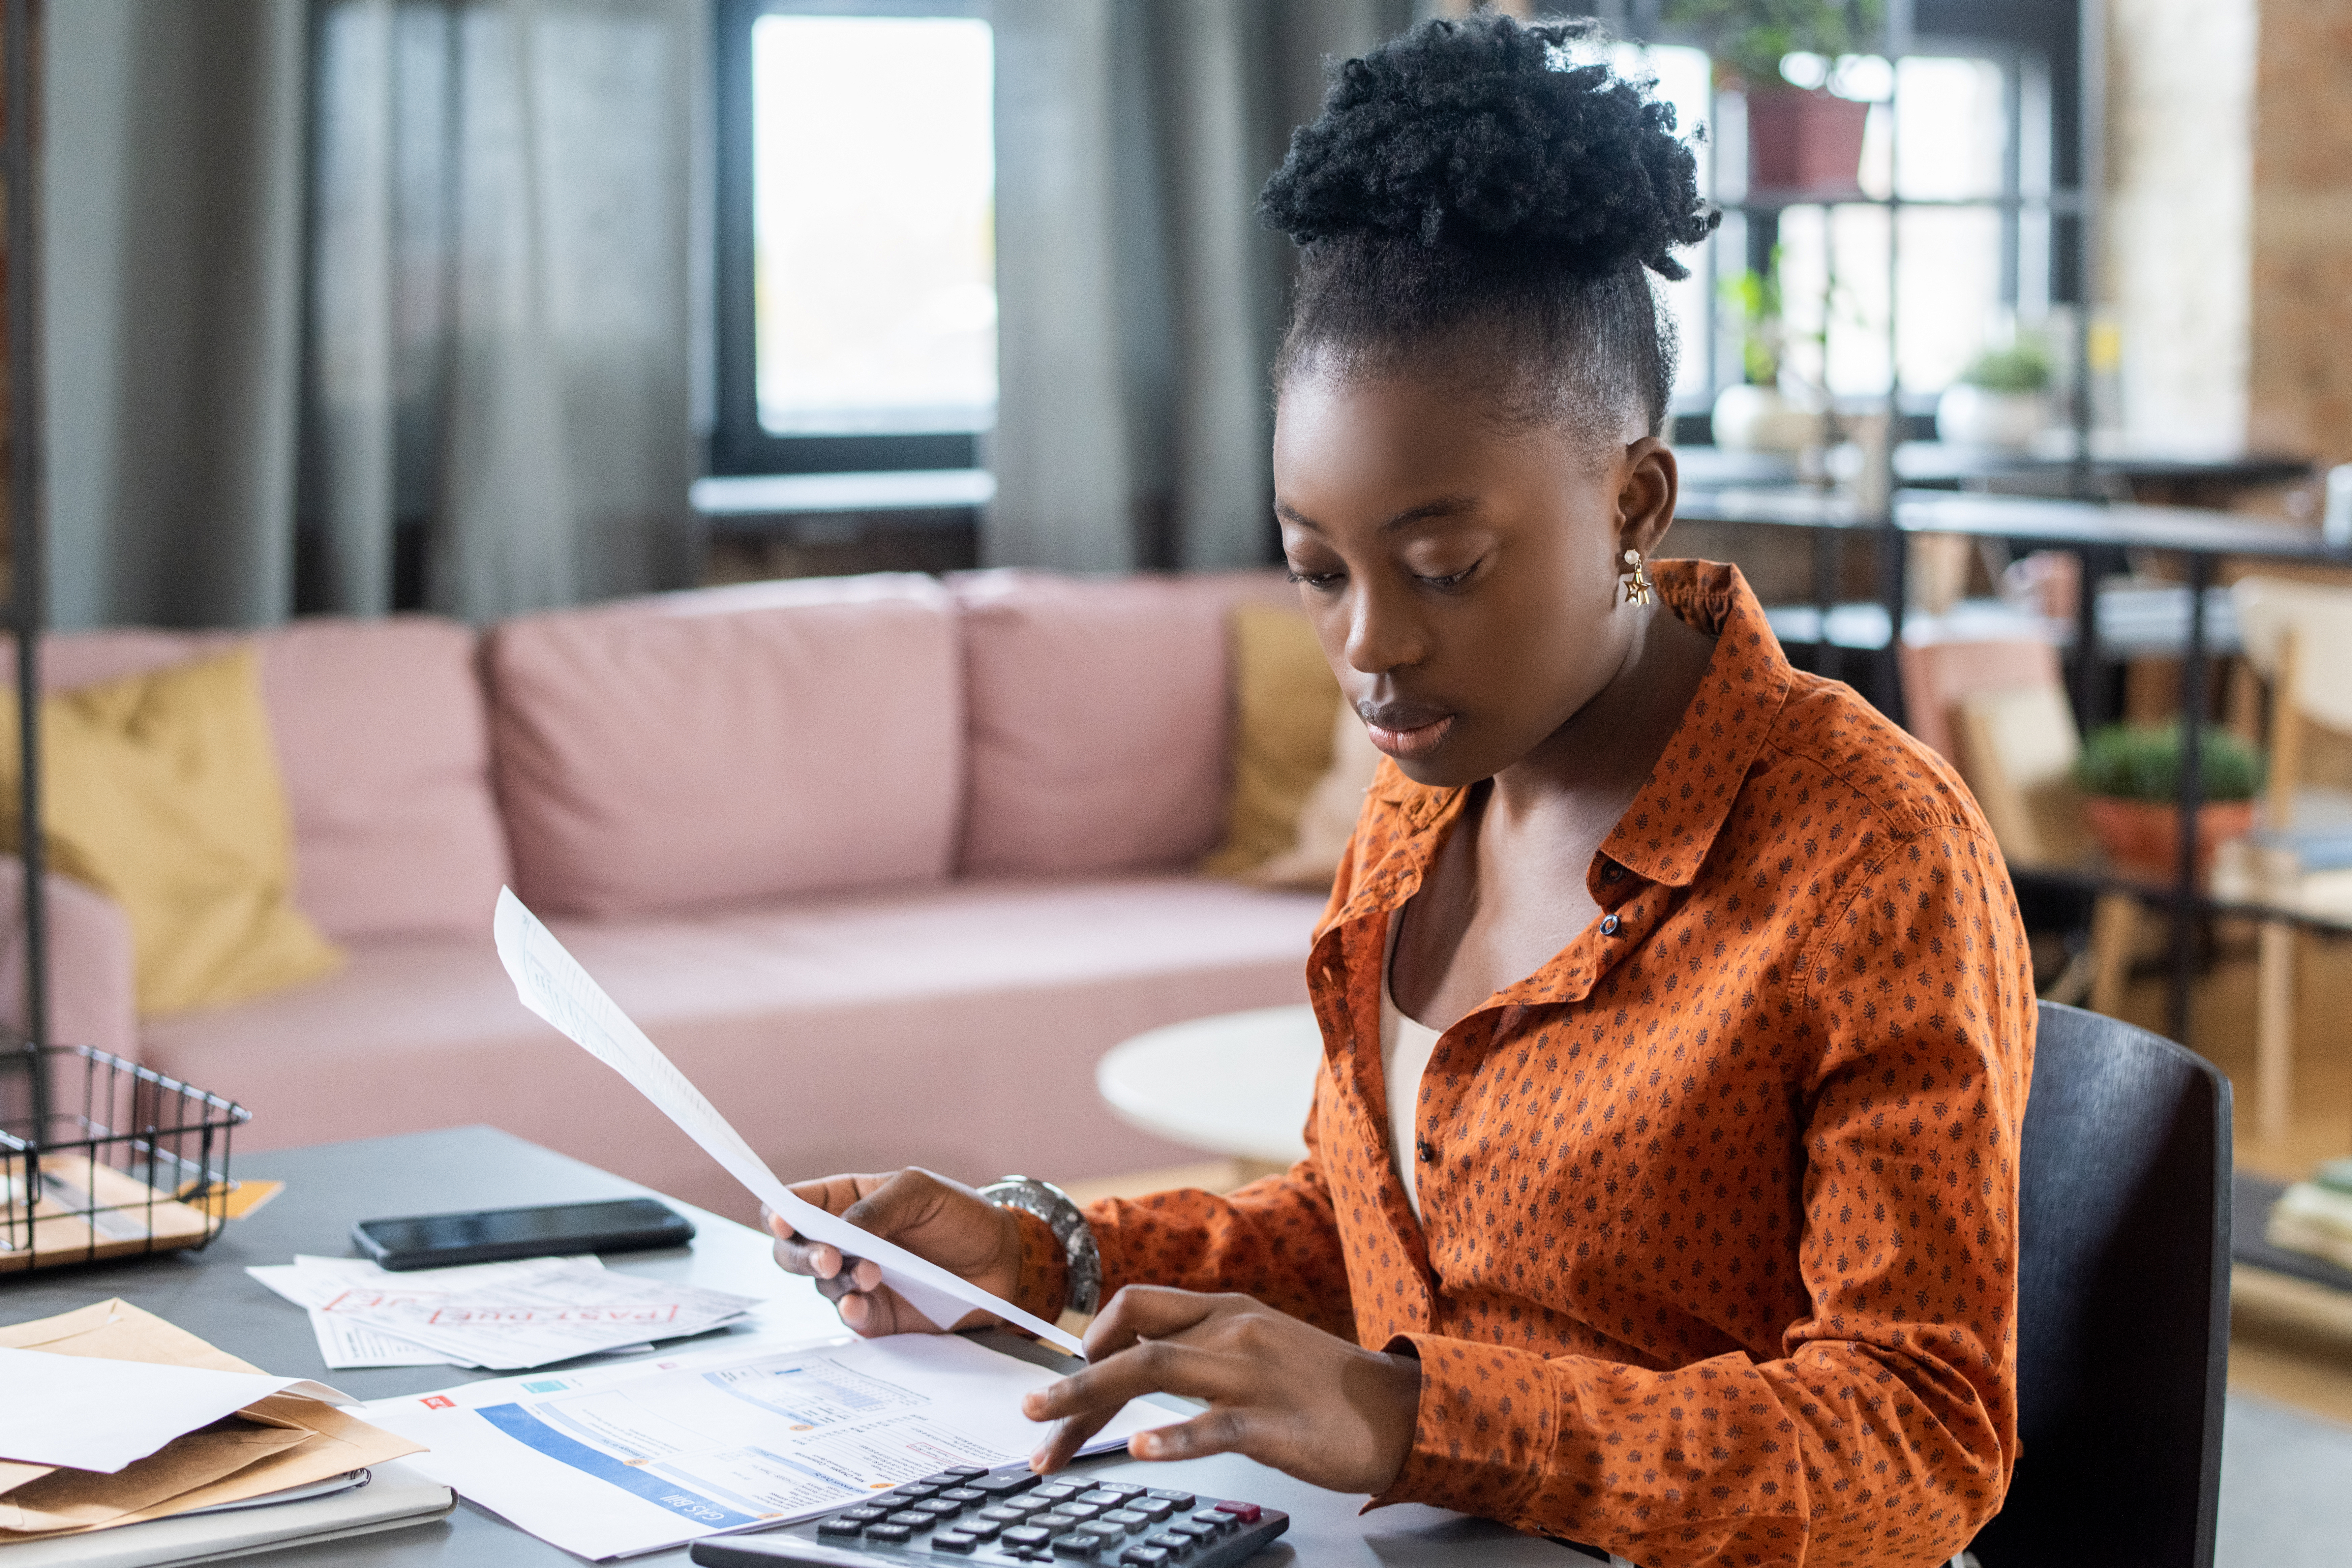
[1369,1333,1557,1525]
[1008,1206,1069,1327]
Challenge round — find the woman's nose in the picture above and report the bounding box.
[1344,580,1426,675]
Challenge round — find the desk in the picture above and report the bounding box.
[0,1126,1564,1565]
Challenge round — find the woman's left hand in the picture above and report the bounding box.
[1019,1286,1422,1495]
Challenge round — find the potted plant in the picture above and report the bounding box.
[1938,337,2053,450]
[1710,260,1820,451]
[2073,722,2264,883]
[1665,0,1883,194]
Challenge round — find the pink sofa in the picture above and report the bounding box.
[8,572,1327,1221]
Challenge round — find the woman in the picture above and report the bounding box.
[771,17,2035,1567]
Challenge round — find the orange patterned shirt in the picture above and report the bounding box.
[1019,561,2037,1568]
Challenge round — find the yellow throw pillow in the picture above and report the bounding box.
[1202,604,1345,879]
[1245,700,1385,891]
[0,647,344,1015]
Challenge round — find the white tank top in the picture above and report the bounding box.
[1380,911,1445,1223]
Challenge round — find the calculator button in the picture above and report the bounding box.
[980,1506,1029,1524]
[961,1520,1003,1542]
[815,1518,864,1538]
[866,1523,914,1544]
[932,1530,979,1553]
[1130,1499,1175,1521]
[1076,1491,1123,1507]
[1188,1510,1232,1530]
[1003,1526,1054,1548]
[924,1471,973,1486]
[1051,1532,1105,1557]
[1058,1503,1105,1521]
[1119,1549,1173,1567]
[1035,1482,1084,1500]
[895,1483,945,1500]
[1144,1533,1192,1552]
[1095,1482,1146,1499]
[1213,1500,1262,1524]
[973,1472,1043,1497]
[915,1498,965,1516]
[1007,1496,1053,1513]
[842,1506,892,1524]
[939,1487,987,1504]
[1101,1509,1149,1532]
[1145,1490,1196,1509]
[887,1510,938,1530]
[947,1465,991,1478]
[1166,1520,1216,1542]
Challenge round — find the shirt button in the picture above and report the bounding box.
[1600,914,1621,936]
[1415,1139,1436,1164]
[1600,863,1622,883]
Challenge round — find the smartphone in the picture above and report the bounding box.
[351,1196,695,1270]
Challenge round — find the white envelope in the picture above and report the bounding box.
[0,1348,352,1474]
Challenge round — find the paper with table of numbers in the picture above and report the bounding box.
[493,888,1083,1354]
[358,1332,1175,1559]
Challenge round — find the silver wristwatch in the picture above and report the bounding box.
[978,1175,1102,1317]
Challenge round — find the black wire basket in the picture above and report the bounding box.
[1,1045,252,1272]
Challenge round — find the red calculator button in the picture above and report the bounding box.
[1213,1501,1261,1523]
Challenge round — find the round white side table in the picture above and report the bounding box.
[1095,1004,1323,1180]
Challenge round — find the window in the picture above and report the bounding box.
[714,0,995,476]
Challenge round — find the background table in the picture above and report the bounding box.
[0,1125,1567,1566]
[1095,1007,1321,1181]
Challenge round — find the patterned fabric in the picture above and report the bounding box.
[1015,561,2037,1568]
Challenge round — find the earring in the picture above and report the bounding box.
[1620,549,1654,606]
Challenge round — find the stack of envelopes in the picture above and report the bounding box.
[0,1299,424,1544]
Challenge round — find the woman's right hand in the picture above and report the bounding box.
[764,1168,1024,1337]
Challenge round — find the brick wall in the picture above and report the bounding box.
[2247,0,2352,465]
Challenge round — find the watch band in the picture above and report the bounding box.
[977,1175,1102,1318]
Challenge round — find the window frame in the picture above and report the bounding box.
[710,0,996,477]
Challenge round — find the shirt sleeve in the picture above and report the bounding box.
[1374,824,2035,1568]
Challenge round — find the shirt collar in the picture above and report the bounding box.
[1352,560,1792,901]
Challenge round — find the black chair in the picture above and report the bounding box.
[1969,1001,2232,1568]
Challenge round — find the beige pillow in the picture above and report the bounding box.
[0,648,344,1015]
[1245,699,1384,891]
[1202,605,1343,878]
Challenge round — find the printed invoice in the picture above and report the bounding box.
[360,1332,1178,1559]
[493,888,1082,1353]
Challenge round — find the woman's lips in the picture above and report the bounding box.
[1360,703,1456,760]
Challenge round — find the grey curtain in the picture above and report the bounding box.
[43,0,704,630]
[989,0,1414,572]
[44,0,311,630]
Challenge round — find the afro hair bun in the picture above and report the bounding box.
[1259,14,1718,280]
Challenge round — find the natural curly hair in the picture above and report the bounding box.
[1260,13,1719,443]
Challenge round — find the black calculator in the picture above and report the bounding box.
[686,1464,1289,1567]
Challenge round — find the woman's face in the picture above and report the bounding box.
[1271,363,1676,789]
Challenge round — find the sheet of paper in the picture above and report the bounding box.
[494,888,1082,1354]
[315,1260,758,1371]
[0,1349,349,1474]
[248,1255,612,1370]
[359,1333,1179,1560]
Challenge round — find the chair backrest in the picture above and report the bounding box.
[1896,635,2066,768]
[1970,1002,2231,1568]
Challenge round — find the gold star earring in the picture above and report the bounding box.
[1620,548,1654,606]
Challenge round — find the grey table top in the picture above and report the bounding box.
[0,1127,1566,1566]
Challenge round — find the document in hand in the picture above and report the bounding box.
[0,1300,430,1545]
[494,888,1083,1354]
[360,1331,1181,1560]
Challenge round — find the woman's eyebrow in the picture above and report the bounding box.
[1275,495,1480,534]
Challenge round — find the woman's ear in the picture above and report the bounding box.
[1613,437,1679,559]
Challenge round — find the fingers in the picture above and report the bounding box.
[1030,1404,1118,1473]
[1022,1337,1240,1432]
[1128,1408,1249,1465]
[1081,1285,1235,1361]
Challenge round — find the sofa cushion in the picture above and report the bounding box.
[488,574,962,918]
[25,619,512,943]
[952,571,1296,877]
[138,876,1328,1220]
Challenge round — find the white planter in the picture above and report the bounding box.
[1712,384,1822,453]
[1936,383,2048,450]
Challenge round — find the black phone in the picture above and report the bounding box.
[350,1197,695,1270]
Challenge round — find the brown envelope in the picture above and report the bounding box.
[0,1300,424,1540]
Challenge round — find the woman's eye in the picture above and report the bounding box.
[1286,567,1345,590]
[1416,562,1480,590]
